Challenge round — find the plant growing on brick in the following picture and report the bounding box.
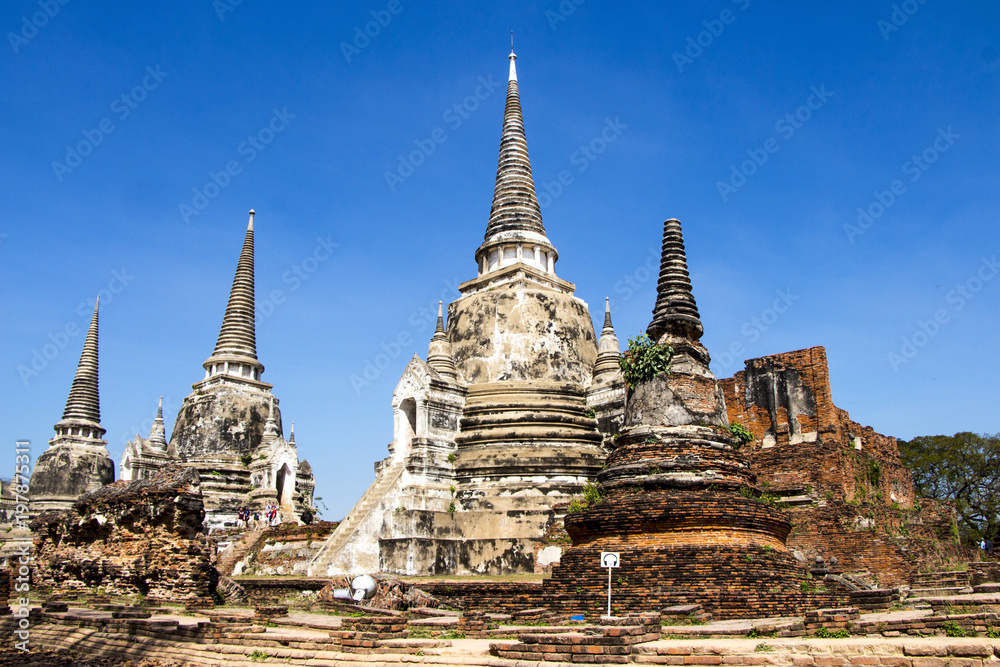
[726,422,754,448]
[815,627,849,638]
[618,332,672,388]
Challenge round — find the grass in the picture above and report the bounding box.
[814,627,850,638]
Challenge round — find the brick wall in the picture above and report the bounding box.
[720,347,953,583]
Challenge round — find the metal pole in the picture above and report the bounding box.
[606,566,612,618]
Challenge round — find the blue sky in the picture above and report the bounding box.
[2,1,998,519]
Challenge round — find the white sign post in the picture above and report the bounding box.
[600,552,620,618]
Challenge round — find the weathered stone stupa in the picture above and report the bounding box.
[545,219,826,619]
[120,211,315,529]
[29,298,115,513]
[310,50,612,577]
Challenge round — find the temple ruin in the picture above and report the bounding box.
[120,211,316,529]
[310,49,616,577]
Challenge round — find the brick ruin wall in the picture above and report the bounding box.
[31,466,212,602]
[719,346,956,584]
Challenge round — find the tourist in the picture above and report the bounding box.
[987,538,994,557]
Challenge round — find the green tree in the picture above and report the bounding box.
[897,432,1000,543]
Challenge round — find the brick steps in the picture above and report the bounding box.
[631,640,1000,665]
[910,586,975,598]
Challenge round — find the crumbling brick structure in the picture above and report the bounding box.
[720,346,955,585]
[31,465,211,602]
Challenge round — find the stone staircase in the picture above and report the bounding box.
[909,569,974,598]
[216,526,268,576]
[307,461,403,576]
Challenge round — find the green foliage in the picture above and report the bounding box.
[747,628,762,639]
[618,333,672,388]
[449,485,456,496]
[568,482,605,514]
[240,453,252,466]
[727,422,754,447]
[249,650,270,662]
[584,408,596,418]
[943,621,968,637]
[209,470,222,477]
[583,481,604,506]
[814,627,850,638]
[866,459,882,487]
[739,486,754,499]
[448,501,456,513]
[898,432,1000,543]
[987,628,1000,638]
[447,452,456,463]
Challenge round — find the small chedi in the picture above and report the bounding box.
[29,299,115,513]
[120,211,315,529]
[310,50,616,577]
[543,218,837,619]
[32,466,211,603]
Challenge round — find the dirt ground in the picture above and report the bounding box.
[0,648,175,667]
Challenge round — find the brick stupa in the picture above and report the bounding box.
[544,219,834,619]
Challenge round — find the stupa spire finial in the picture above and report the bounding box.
[427,300,458,379]
[62,297,102,424]
[147,396,167,449]
[202,210,265,383]
[646,218,705,344]
[475,48,558,278]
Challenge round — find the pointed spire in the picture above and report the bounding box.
[646,218,705,344]
[262,395,280,441]
[147,396,167,449]
[62,297,102,424]
[593,297,622,382]
[212,210,258,361]
[602,297,614,335]
[289,422,295,445]
[475,49,558,277]
[427,301,458,379]
[203,210,265,382]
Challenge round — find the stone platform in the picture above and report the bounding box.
[3,600,999,666]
